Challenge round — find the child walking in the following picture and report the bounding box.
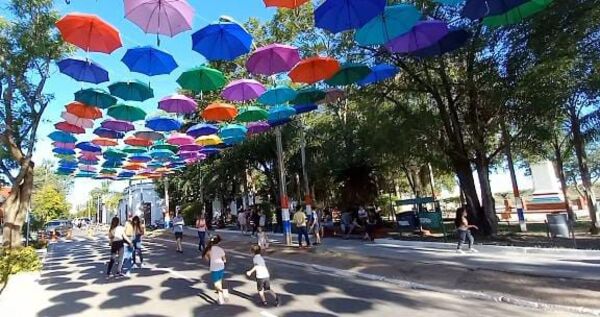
[455,207,478,254]
[246,245,279,306]
[257,227,269,250]
[203,235,229,305]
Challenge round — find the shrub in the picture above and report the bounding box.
[0,247,42,283]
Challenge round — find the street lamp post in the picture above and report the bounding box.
[275,126,291,245]
[300,126,312,216]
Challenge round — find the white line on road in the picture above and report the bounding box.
[260,311,279,317]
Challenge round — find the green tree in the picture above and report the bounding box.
[31,184,70,225]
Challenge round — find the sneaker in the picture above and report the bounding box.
[469,248,479,253]
[274,295,279,307]
[456,249,465,254]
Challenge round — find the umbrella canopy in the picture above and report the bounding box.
[93,127,125,139]
[223,135,245,146]
[159,94,197,114]
[263,0,309,8]
[219,124,247,139]
[178,151,199,160]
[102,159,124,168]
[55,122,85,134]
[152,142,179,152]
[247,121,271,135]
[124,0,194,37]
[125,136,154,147]
[179,144,202,152]
[108,80,154,102]
[49,131,77,143]
[150,149,176,159]
[323,88,346,103]
[355,4,421,45]
[61,111,94,129]
[222,79,266,102]
[129,154,153,163]
[314,0,386,33]
[200,146,221,155]
[177,66,227,92]
[134,130,165,141]
[53,147,76,155]
[258,86,297,105]
[412,29,471,57]
[53,142,76,150]
[483,0,553,27]
[101,119,135,132]
[386,20,449,53]
[92,137,118,146]
[268,105,296,121]
[195,135,223,146]
[246,44,301,76]
[202,103,238,122]
[293,104,318,115]
[268,118,292,127]
[462,0,528,20]
[57,57,109,84]
[66,101,102,120]
[121,46,178,76]
[325,63,371,86]
[192,21,253,61]
[434,0,463,5]
[167,133,195,145]
[357,64,399,85]
[123,162,145,171]
[186,123,219,137]
[104,149,128,160]
[145,116,182,131]
[74,88,117,109]
[55,13,122,53]
[107,104,147,122]
[122,146,148,154]
[79,165,97,173]
[236,106,269,123]
[289,56,341,84]
[292,87,326,105]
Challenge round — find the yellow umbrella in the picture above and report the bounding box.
[195,134,222,146]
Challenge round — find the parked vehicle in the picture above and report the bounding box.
[44,219,71,237]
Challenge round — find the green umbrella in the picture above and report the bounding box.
[325,63,371,86]
[104,149,127,159]
[292,87,326,105]
[483,0,553,27]
[177,66,227,92]
[152,142,178,153]
[122,146,147,154]
[55,154,76,161]
[107,104,147,122]
[108,80,154,101]
[100,168,118,175]
[74,88,117,109]
[235,105,269,123]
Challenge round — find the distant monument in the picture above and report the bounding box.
[526,160,566,212]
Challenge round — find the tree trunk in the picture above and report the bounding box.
[2,163,34,248]
[571,116,599,233]
[553,141,575,220]
[451,156,482,221]
[474,154,498,236]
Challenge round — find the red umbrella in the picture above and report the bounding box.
[92,138,118,146]
[289,56,340,84]
[56,13,122,53]
[125,136,153,147]
[202,103,238,122]
[263,0,309,8]
[54,121,85,134]
[66,101,103,120]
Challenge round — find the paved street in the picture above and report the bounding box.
[0,231,588,317]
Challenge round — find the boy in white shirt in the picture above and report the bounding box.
[246,245,279,306]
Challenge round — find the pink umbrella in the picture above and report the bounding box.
[247,121,271,135]
[159,94,197,114]
[221,79,266,102]
[80,150,102,158]
[178,151,198,160]
[79,165,97,172]
[52,142,76,150]
[55,121,85,134]
[101,119,135,132]
[61,111,94,129]
[124,0,194,43]
[167,133,194,145]
[179,144,202,152]
[246,44,300,76]
[79,153,100,161]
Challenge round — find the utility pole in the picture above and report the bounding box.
[300,126,312,216]
[275,127,291,245]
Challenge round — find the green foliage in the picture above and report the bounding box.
[181,202,203,226]
[0,247,42,284]
[31,183,70,225]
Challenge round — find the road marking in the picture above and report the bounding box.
[260,311,279,317]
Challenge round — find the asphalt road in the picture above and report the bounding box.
[24,233,584,317]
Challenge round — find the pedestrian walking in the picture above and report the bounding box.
[310,208,322,245]
[238,209,247,235]
[293,207,310,248]
[196,214,207,252]
[106,217,131,278]
[455,207,478,254]
[251,209,260,237]
[257,226,269,250]
[122,216,135,275]
[173,211,185,253]
[364,212,376,242]
[132,216,145,268]
[203,235,229,305]
[246,245,279,306]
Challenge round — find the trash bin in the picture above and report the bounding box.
[396,212,417,230]
[546,213,570,238]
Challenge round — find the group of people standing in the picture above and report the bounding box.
[106,215,145,278]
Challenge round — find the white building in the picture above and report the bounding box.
[117,181,164,226]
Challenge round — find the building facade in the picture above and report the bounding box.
[117,181,164,226]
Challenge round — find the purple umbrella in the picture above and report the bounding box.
[159,94,197,114]
[101,119,135,132]
[247,121,271,135]
[124,0,194,38]
[179,144,202,152]
[245,44,300,76]
[221,79,266,102]
[178,151,198,160]
[386,20,449,53]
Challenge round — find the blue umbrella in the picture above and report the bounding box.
[57,57,109,84]
[150,149,176,159]
[75,141,101,153]
[146,117,182,132]
[434,0,464,5]
[192,21,253,61]
[102,160,124,168]
[200,147,221,155]
[53,148,76,155]
[268,106,296,122]
[93,127,125,139]
[75,172,96,178]
[186,123,219,137]
[268,118,293,127]
[48,131,77,143]
[358,64,400,86]
[118,171,136,177]
[121,46,178,76]
[58,161,78,168]
[223,136,245,145]
[219,124,247,139]
[355,4,421,45]
[147,161,164,169]
[56,167,76,174]
[412,29,471,57]
[258,86,297,105]
[462,0,528,20]
[78,159,99,166]
[315,0,386,33]
[293,104,318,115]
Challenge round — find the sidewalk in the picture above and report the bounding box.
[176,227,600,313]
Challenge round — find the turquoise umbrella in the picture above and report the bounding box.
[292,87,326,105]
[108,80,154,101]
[258,86,297,105]
[268,105,296,121]
[325,63,371,86]
[355,4,421,45]
[74,88,117,109]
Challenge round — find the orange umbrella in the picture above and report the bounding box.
[56,13,122,53]
[289,56,341,84]
[123,163,145,171]
[92,137,118,146]
[263,0,309,8]
[124,136,153,147]
[202,103,238,122]
[66,101,102,120]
